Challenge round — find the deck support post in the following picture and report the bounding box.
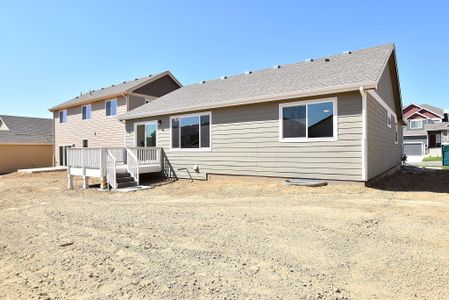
[82,176,88,189]
[100,177,107,189]
[67,174,74,190]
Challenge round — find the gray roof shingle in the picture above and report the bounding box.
[419,104,444,117]
[49,71,176,111]
[120,44,395,120]
[0,115,53,144]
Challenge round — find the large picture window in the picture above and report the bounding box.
[171,112,211,150]
[280,99,337,142]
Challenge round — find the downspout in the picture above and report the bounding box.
[122,92,129,150]
[359,87,368,182]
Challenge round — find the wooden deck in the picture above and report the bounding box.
[67,147,171,190]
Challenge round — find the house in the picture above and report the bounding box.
[0,115,53,174]
[49,71,182,167]
[110,43,404,185]
[402,103,449,159]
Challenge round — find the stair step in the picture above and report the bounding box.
[116,172,131,178]
[116,176,135,183]
[117,181,138,189]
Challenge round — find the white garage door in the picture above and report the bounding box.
[404,143,423,156]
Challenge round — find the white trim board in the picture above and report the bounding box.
[367,90,397,122]
[169,111,212,152]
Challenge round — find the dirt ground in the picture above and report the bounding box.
[1,169,449,299]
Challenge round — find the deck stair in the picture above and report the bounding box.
[116,171,138,189]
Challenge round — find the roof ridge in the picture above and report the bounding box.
[76,72,162,97]
[187,43,395,87]
[0,115,52,120]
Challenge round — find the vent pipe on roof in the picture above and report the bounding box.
[273,65,281,69]
[199,80,206,84]
[342,50,352,54]
[305,58,314,62]
[324,58,330,62]
[220,76,228,80]
[244,71,252,75]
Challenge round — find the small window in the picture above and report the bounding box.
[59,110,67,123]
[280,99,336,142]
[105,99,117,116]
[82,105,91,120]
[82,139,88,148]
[171,113,211,150]
[409,120,423,129]
[387,113,392,128]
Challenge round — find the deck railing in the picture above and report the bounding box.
[126,148,140,185]
[67,147,164,189]
[128,147,161,165]
[67,148,103,169]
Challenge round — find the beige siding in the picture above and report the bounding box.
[0,144,53,174]
[366,93,402,180]
[126,92,363,181]
[54,96,127,165]
[128,95,156,111]
[377,61,396,112]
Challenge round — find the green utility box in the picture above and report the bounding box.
[443,145,449,166]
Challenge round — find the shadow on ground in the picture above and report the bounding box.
[371,166,449,194]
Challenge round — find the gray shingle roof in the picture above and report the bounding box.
[0,115,53,144]
[120,44,395,120]
[419,104,444,117]
[49,71,174,111]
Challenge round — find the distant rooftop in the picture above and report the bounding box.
[0,115,53,144]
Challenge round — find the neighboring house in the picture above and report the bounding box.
[116,43,404,184]
[403,103,449,158]
[49,71,181,166]
[0,115,53,174]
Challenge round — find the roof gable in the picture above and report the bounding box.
[49,71,181,111]
[121,44,395,120]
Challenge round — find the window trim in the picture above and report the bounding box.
[409,119,423,129]
[133,120,159,147]
[279,97,338,143]
[169,111,212,151]
[387,112,392,128]
[81,104,91,120]
[59,110,67,123]
[105,99,117,117]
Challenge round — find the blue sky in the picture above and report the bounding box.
[0,0,448,118]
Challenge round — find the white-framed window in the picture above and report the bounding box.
[82,139,88,148]
[105,99,117,116]
[81,104,91,120]
[170,112,211,150]
[279,98,338,142]
[387,113,392,128]
[59,110,67,123]
[409,119,423,129]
